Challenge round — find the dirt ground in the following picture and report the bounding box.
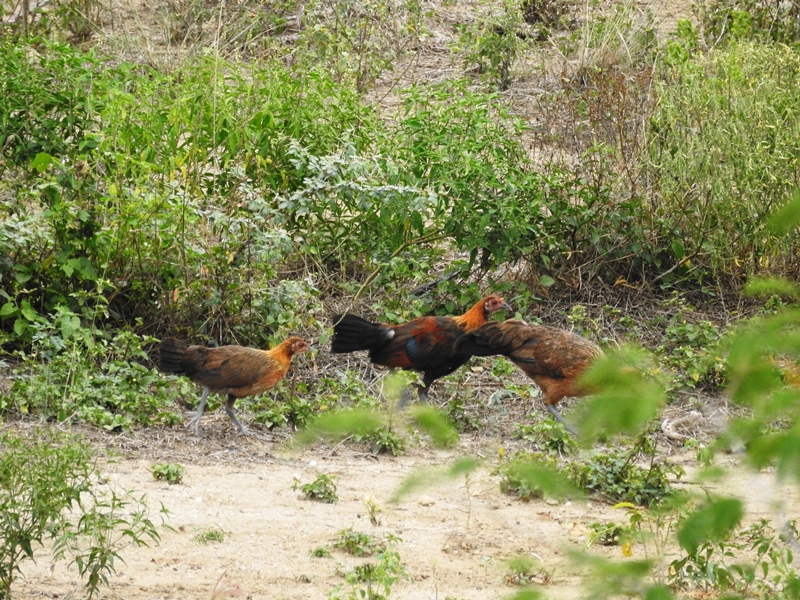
[7,410,800,600]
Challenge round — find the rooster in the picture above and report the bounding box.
[455,319,603,432]
[159,336,310,435]
[331,295,511,404]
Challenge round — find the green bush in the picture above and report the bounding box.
[0,429,167,598]
[0,40,104,164]
[648,42,800,282]
[293,473,339,503]
[151,463,186,484]
[698,0,800,47]
[1,327,185,429]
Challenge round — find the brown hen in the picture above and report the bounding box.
[159,336,310,435]
[455,319,603,431]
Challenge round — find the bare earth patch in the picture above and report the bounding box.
[7,413,799,600]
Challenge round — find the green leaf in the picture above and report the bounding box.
[409,405,459,448]
[767,188,800,236]
[61,315,81,340]
[671,239,685,260]
[31,152,54,173]
[20,302,39,322]
[677,498,743,554]
[539,275,555,288]
[576,346,666,442]
[0,302,17,317]
[13,318,28,336]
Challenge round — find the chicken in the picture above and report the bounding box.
[331,295,511,404]
[159,336,310,435]
[454,319,603,432]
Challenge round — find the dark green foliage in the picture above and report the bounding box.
[0,41,104,164]
[565,438,684,507]
[1,328,184,430]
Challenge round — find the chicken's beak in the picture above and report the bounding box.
[500,302,513,313]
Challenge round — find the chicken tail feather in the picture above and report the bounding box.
[331,314,393,353]
[159,337,189,373]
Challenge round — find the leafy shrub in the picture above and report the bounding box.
[0,429,167,599]
[648,42,800,283]
[333,529,382,557]
[151,463,186,484]
[0,41,104,164]
[565,437,684,507]
[1,327,184,429]
[671,515,800,597]
[389,81,548,270]
[297,0,424,92]
[454,4,527,90]
[293,473,339,503]
[356,426,406,456]
[515,420,576,456]
[698,0,800,47]
[275,142,440,269]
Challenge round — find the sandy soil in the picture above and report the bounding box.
[7,415,800,600]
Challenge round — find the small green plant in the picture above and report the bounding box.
[515,420,576,456]
[193,527,227,545]
[0,429,167,599]
[670,516,800,596]
[151,463,186,485]
[293,473,339,503]
[356,426,406,456]
[504,554,550,586]
[565,436,684,507]
[311,546,332,558]
[328,534,406,600]
[332,529,381,557]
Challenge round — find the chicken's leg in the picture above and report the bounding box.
[546,403,577,435]
[225,395,249,435]
[188,386,210,435]
[397,381,429,408]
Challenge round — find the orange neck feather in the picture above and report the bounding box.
[267,338,297,364]
[452,299,489,331]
